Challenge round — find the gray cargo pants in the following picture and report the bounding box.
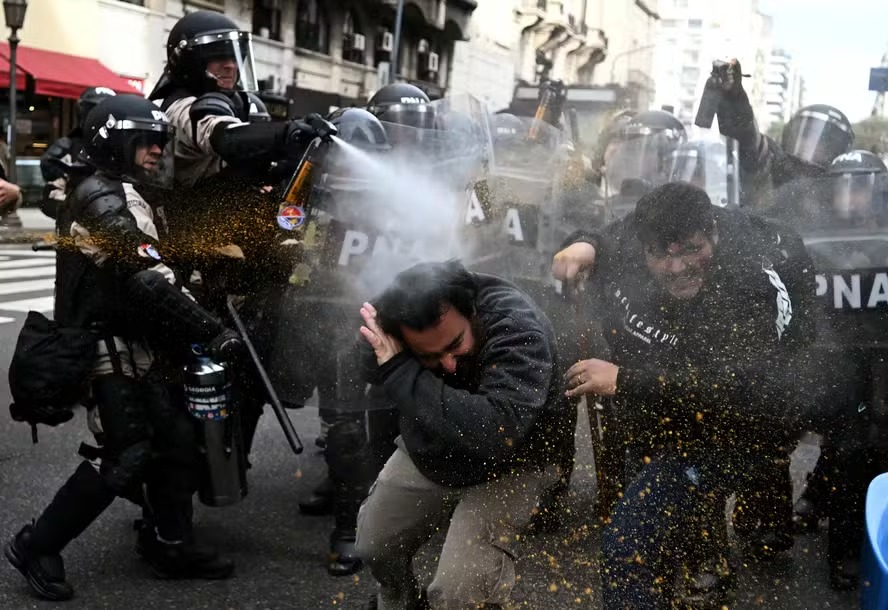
[355,443,559,609]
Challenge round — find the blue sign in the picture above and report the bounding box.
[869,67,888,92]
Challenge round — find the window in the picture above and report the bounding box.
[253,0,283,42]
[688,19,702,28]
[662,19,678,28]
[296,0,330,54]
[187,0,225,10]
[342,10,366,64]
[674,0,688,7]
[416,39,440,82]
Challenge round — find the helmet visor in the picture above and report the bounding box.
[119,120,176,189]
[606,127,684,193]
[369,103,436,130]
[832,172,888,225]
[669,137,740,207]
[784,110,853,167]
[189,30,259,92]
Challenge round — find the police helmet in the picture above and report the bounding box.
[80,94,176,189]
[327,107,389,151]
[77,87,117,128]
[163,10,258,95]
[606,110,687,192]
[827,149,888,222]
[367,83,434,129]
[783,104,854,168]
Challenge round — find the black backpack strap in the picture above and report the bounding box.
[78,442,105,461]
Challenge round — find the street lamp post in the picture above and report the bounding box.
[609,43,656,84]
[389,0,405,85]
[3,0,27,184]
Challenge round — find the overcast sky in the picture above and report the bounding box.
[761,0,885,122]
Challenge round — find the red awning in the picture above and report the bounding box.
[0,52,26,91]
[0,42,143,99]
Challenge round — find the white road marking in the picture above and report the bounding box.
[0,249,56,258]
[0,296,54,312]
[0,279,56,296]
[0,259,56,270]
[0,316,14,324]
[0,266,55,280]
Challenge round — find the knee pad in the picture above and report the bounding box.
[100,439,153,494]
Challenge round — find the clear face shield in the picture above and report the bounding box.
[375,94,492,190]
[281,96,492,229]
[487,115,567,200]
[189,30,259,92]
[831,172,888,225]
[783,110,853,167]
[669,136,740,207]
[605,126,685,197]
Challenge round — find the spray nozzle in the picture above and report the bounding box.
[305,114,338,143]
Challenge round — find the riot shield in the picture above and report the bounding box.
[464,114,571,283]
[266,96,493,408]
[786,173,888,350]
[668,135,741,207]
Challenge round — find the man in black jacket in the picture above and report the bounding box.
[353,261,575,609]
[553,182,824,608]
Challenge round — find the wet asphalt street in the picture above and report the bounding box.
[0,300,860,609]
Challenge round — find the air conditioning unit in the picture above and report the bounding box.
[378,31,394,52]
[351,33,366,52]
[426,52,439,74]
[418,39,430,54]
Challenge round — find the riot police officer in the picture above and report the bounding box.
[603,109,687,218]
[791,149,888,590]
[6,94,240,601]
[706,58,854,207]
[276,106,395,576]
[39,86,117,221]
[148,10,333,188]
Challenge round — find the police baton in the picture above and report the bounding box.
[226,295,304,455]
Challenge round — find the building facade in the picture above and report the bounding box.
[588,0,660,111]
[448,0,517,111]
[105,0,477,113]
[764,48,804,127]
[649,0,772,128]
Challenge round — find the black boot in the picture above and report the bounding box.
[139,529,235,580]
[5,524,74,602]
[328,528,362,577]
[299,477,334,516]
[793,454,830,534]
[6,461,116,601]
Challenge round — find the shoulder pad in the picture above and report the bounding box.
[190,92,237,124]
[40,137,79,181]
[69,174,126,219]
[45,136,75,160]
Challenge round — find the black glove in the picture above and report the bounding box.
[304,113,338,142]
[207,328,244,363]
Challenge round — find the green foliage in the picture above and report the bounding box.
[852,117,888,155]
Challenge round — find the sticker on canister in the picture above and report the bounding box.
[277,206,306,231]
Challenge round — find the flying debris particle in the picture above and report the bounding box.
[294,469,303,479]
[548,583,559,592]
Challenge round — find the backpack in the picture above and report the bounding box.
[8,311,98,442]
